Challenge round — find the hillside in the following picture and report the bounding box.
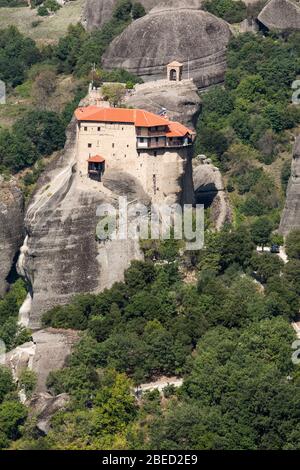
[0,0,300,454]
[0,0,85,43]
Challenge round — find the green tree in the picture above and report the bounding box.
[132,2,146,19]
[250,252,283,284]
[14,110,66,156]
[250,217,273,249]
[0,367,15,404]
[0,401,27,444]
[285,230,300,260]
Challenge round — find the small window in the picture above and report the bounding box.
[127,144,129,148]
[140,138,144,143]
[88,143,92,148]
[84,127,87,131]
[112,143,115,148]
[154,151,157,157]
[156,137,159,143]
[97,127,101,132]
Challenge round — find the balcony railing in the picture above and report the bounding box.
[137,138,192,150]
[136,128,168,137]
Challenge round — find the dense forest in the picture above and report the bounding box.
[0,0,300,451]
[1,227,298,449]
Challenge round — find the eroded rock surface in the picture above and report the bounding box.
[5,328,79,393]
[28,392,70,434]
[258,0,300,31]
[279,137,300,236]
[126,79,201,130]
[82,0,163,30]
[21,119,144,328]
[0,180,24,297]
[102,8,232,88]
[194,157,231,230]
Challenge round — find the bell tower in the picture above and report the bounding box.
[167,61,183,82]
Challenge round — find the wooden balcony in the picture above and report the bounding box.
[136,128,168,137]
[136,138,192,150]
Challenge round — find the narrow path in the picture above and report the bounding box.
[135,377,183,396]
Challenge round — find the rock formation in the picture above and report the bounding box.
[28,392,70,434]
[82,0,162,31]
[19,117,147,329]
[126,79,201,130]
[102,8,232,88]
[279,137,300,236]
[257,0,300,31]
[193,156,232,230]
[0,179,24,297]
[5,328,79,393]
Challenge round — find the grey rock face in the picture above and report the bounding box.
[258,0,300,31]
[82,0,164,31]
[0,181,24,297]
[5,328,79,393]
[102,9,232,88]
[279,137,300,236]
[19,115,147,328]
[28,392,70,434]
[193,158,231,230]
[126,79,201,130]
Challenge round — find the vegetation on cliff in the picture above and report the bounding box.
[195,31,300,231]
[0,1,300,452]
[8,225,300,450]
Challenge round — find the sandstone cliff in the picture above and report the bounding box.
[279,137,300,236]
[258,0,300,31]
[0,180,24,297]
[102,8,232,88]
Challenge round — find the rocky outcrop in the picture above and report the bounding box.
[82,0,162,30]
[0,179,24,297]
[19,118,144,328]
[5,328,79,393]
[257,0,300,31]
[28,392,70,434]
[126,79,201,130]
[102,8,232,88]
[193,156,232,230]
[279,137,300,236]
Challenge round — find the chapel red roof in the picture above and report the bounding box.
[87,155,105,163]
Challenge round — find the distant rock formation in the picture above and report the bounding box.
[82,0,162,31]
[193,156,232,230]
[126,79,201,130]
[0,180,24,297]
[102,8,232,88]
[257,0,300,31]
[5,328,79,393]
[279,137,300,236]
[28,392,70,435]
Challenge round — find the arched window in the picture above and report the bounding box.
[169,69,177,81]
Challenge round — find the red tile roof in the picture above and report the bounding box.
[75,106,194,137]
[87,155,105,163]
[167,121,193,138]
[75,106,169,127]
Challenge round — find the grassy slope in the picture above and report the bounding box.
[0,0,85,43]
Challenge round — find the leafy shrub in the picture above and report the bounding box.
[203,0,247,23]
